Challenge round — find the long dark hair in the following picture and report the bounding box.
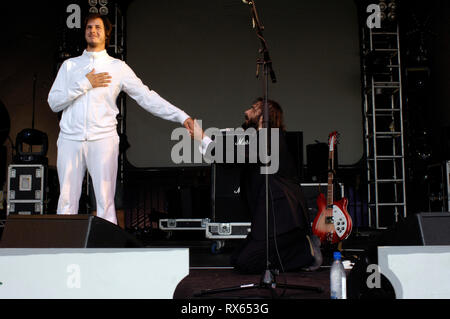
[254,97,286,131]
[84,13,113,47]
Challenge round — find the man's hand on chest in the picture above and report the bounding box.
[86,68,112,88]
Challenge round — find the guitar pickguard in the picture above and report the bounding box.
[332,205,348,238]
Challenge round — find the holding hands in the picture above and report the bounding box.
[183,118,204,141]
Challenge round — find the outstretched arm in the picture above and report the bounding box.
[121,62,191,125]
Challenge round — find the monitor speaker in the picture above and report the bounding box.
[381,213,450,246]
[0,215,143,248]
[347,213,450,299]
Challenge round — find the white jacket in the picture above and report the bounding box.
[48,50,190,141]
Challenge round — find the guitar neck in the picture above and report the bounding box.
[327,173,334,208]
[327,150,334,208]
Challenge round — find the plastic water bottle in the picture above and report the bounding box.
[330,251,347,299]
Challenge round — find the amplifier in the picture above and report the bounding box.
[210,131,304,222]
[285,131,304,180]
[211,163,250,223]
[306,143,338,182]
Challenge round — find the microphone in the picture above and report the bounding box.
[242,0,257,28]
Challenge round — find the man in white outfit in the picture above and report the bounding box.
[48,13,195,225]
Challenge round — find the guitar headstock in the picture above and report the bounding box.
[328,131,340,152]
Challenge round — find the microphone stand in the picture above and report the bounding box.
[195,0,322,298]
[251,0,277,289]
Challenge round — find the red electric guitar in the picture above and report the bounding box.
[312,132,353,244]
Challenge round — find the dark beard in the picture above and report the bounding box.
[242,117,260,130]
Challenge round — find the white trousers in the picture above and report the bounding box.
[56,135,119,224]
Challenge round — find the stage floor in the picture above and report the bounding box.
[174,268,331,299]
[143,237,334,299]
[139,228,384,299]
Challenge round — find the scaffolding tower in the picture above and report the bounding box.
[361,21,407,229]
[108,2,127,185]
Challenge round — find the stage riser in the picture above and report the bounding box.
[379,246,450,299]
[0,248,189,299]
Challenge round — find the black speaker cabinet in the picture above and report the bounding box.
[306,143,327,179]
[383,213,450,246]
[0,215,143,248]
[306,142,338,182]
[285,131,304,180]
[211,164,250,223]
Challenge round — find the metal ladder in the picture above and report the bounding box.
[362,22,407,229]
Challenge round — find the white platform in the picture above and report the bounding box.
[378,246,450,299]
[0,248,189,299]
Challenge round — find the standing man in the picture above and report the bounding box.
[48,13,195,224]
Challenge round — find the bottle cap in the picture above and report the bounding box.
[333,252,341,261]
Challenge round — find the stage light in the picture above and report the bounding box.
[387,0,397,22]
[99,6,109,16]
[89,0,109,16]
[375,0,398,23]
[388,11,397,22]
